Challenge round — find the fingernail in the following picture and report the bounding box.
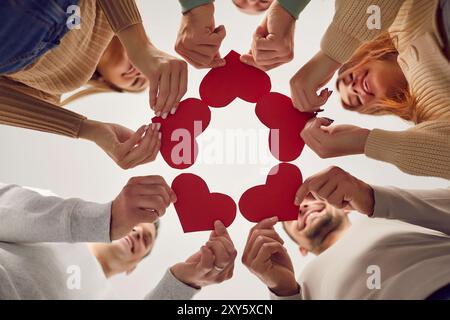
[156,123,161,131]
[170,108,177,115]
[156,111,161,117]
[162,113,168,119]
[144,125,150,131]
[323,117,334,123]
[294,197,300,206]
[270,216,278,222]
[158,132,162,140]
[150,123,156,130]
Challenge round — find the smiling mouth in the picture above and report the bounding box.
[124,236,135,253]
[298,205,327,231]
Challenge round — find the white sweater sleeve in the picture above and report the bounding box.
[371,186,450,235]
[0,183,111,243]
[145,269,200,300]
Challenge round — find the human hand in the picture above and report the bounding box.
[242,217,299,297]
[301,118,371,158]
[175,3,226,69]
[171,221,237,289]
[290,51,342,112]
[116,24,188,119]
[79,119,161,170]
[240,2,295,71]
[295,166,375,216]
[111,176,177,240]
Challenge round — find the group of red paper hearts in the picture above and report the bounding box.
[152,50,315,233]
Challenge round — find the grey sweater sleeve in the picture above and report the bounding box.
[145,269,200,300]
[0,183,111,243]
[371,186,450,235]
[0,265,20,300]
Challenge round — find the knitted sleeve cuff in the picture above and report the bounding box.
[179,0,214,13]
[98,0,142,33]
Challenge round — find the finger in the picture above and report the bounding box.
[317,179,339,201]
[239,53,258,68]
[136,208,159,224]
[248,236,280,262]
[249,216,279,235]
[135,195,167,216]
[303,88,329,110]
[148,76,159,111]
[163,67,181,115]
[206,240,230,269]
[327,188,348,209]
[174,65,188,110]
[121,125,148,153]
[132,183,172,207]
[211,25,226,44]
[209,235,236,258]
[254,36,279,51]
[154,70,170,115]
[123,124,160,168]
[211,220,232,242]
[128,175,175,203]
[141,133,161,163]
[243,229,284,261]
[198,246,215,274]
[254,242,286,264]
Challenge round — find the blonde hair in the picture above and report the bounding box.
[337,32,419,123]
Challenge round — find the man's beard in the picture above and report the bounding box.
[304,212,342,250]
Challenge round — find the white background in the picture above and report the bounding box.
[0,0,448,299]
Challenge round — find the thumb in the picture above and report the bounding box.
[240,53,257,67]
[213,25,226,40]
[315,117,334,128]
[254,24,268,39]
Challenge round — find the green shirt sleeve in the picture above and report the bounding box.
[178,0,214,13]
[277,0,311,19]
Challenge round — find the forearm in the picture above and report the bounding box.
[0,81,86,138]
[97,0,142,33]
[321,0,403,63]
[0,183,111,243]
[145,269,200,300]
[371,186,450,235]
[364,122,450,180]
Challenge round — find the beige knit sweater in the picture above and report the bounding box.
[0,0,141,137]
[321,0,450,180]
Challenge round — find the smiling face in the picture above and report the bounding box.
[283,200,350,255]
[232,0,274,14]
[96,36,149,92]
[90,223,157,278]
[337,57,407,110]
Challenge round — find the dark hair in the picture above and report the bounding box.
[141,220,160,260]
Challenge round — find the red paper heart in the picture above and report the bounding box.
[199,50,272,108]
[255,92,315,162]
[239,163,303,223]
[172,173,237,233]
[152,98,211,169]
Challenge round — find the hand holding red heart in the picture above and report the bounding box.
[171,221,237,289]
[240,2,296,71]
[242,217,300,297]
[175,3,226,69]
[110,176,177,240]
[301,118,371,159]
[295,166,375,216]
